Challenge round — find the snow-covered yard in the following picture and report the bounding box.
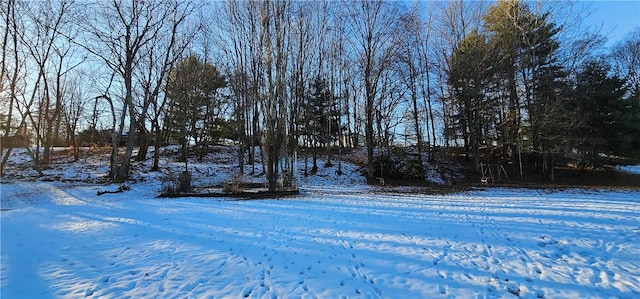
[2,182,639,298]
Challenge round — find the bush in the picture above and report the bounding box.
[372,147,424,179]
[161,173,180,196]
[161,171,192,195]
[222,176,244,194]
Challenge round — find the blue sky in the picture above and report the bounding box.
[580,0,640,46]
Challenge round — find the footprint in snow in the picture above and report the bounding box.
[438,284,447,294]
[85,288,94,296]
[534,266,542,275]
[242,286,253,298]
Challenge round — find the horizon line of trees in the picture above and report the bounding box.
[1,0,638,189]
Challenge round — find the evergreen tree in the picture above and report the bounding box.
[571,59,628,165]
[447,29,498,170]
[304,77,341,173]
[165,55,226,165]
[529,63,572,179]
[619,89,640,159]
[611,30,640,158]
[483,0,562,167]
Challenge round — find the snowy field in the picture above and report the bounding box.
[2,182,639,299]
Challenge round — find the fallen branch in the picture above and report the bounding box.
[97,185,130,196]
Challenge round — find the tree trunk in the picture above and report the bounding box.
[411,88,423,166]
[312,144,318,174]
[152,123,161,171]
[365,72,375,180]
[135,121,149,162]
[113,64,136,182]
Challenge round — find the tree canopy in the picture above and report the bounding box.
[1,0,638,185]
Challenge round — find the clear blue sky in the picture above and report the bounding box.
[579,0,640,46]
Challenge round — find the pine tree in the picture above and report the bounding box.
[165,55,226,167]
[447,29,498,170]
[571,59,627,166]
[303,77,341,173]
[483,0,562,166]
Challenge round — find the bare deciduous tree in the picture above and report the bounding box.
[343,0,399,180]
[612,29,640,96]
[0,0,24,176]
[260,0,291,191]
[134,0,199,170]
[82,0,181,181]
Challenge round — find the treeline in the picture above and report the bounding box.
[444,1,640,179]
[1,0,638,188]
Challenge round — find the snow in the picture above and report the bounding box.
[1,147,639,298]
[2,182,639,298]
[616,165,640,175]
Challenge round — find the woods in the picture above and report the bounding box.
[1,0,639,186]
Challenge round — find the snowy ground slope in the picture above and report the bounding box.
[2,182,639,299]
[616,165,640,175]
[0,146,369,189]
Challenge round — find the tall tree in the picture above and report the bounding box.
[483,0,562,168]
[448,29,497,170]
[611,30,640,158]
[343,0,398,180]
[483,0,528,163]
[571,59,628,165]
[217,0,249,177]
[0,0,24,176]
[165,55,226,167]
[287,1,319,180]
[611,29,640,99]
[217,0,265,176]
[136,0,199,170]
[433,0,487,148]
[395,4,439,164]
[18,0,77,165]
[396,8,425,165]
[259,0,291,191]
[82,0,177,181]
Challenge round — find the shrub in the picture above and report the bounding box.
[372,147,424,179]
[160,171,191,195]
[160,173,180,196]
[222,176,244,194]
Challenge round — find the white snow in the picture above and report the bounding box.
[1,147,639,298]
[616,165,640,175]
[2,182,639,298]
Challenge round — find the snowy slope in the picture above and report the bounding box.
[2,182,639,298]
[0,146,371,190]
[616,165,640,175]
